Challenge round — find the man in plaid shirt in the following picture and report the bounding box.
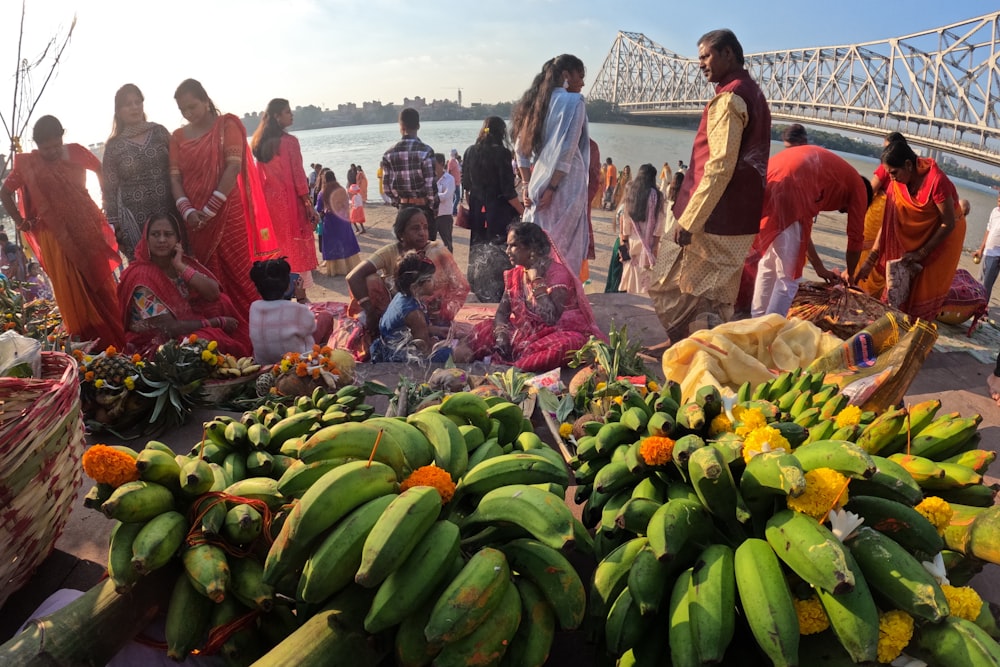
[381,108,440,240]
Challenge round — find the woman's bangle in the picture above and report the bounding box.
[176,197,195,221]
[180,265,197,283]
[202,190,227,219]
[357,296,371,306]
[201,318,211,329]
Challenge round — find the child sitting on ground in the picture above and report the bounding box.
[349,183,366,234]
[248,257,333,364]
[370,251,471,363]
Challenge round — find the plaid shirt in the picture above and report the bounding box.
[380,136,438,209]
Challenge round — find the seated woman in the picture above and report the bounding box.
[467,222,603,372]
[346,206,469,336]
[117,212,251,357]
[370,252,473,363]
[248,257,334,364]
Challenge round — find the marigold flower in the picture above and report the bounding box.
[400,465,456,504]
[786,467,849,521]
[72,349,84,360]
[877,610,914,663]
[311,368,321,379]
[84,371,95,382]
[312,344,321,354]
[95,379,105,388]
[187,334,198,344]
[207,340,218,351]
[794,596,829,635]
[647,380,660,393]
[558,422,573,439]
[735,407,768,437]
[81,444,139,487]
[105,345,117,356]
[613,395,623,405]
[289,352,301,363]
[295,362,308,377]
[942,584,983,621]
[639,436,675,466]
[595,381,607,392]
[124,376,136,391]
[4,321,15,330]
[280,359,292,373]
[708,413,734,437]
[320,346,333,355]
[131,354,142,363]
[201,350,215,363]
[915,496,953,534]
[834,404,862,429]
[741,425,790,463]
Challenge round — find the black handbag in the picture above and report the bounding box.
[618,241,631,263]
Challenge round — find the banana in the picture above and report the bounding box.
[887,452,945,482]
[455,452,569,499]
[740,450,807,503]
[181,542,230,602]
[645,411,674,438]
[600,489,634,535]
[854,407,908,455]
[223,502,263,544]
[843,495,944,559]
[846,454,924,506]
[620,405,650,433]
[944,449,997,475]
[804,419,835,445]
[630,476,667,502]
[224,420,248,447]
[467,438,504,470]
[297,494,396,604]
[395,594,444,667]
[502,577,556,667]
[626,542,672,615]
[734,538,799,667]
[788,389,813,419]
[424,547,512,645]
[459,423,486,452]
[667,568,699,667]
[814,549,879,664]
[247,422,271,451]
[688,543,736,664]
[134,448,182,488]
[224,476,284,511]
[143,439,175,455]
[767,370,794,402]
[772,421,808,448]
[355,485,442,588]
[792,439,877,478]
[267,409,322,450]
[406,410,469,480]
[915,615,1000,666]
[487,400,527,446]
[594,458,638,495]
[229,556,273,611]
[364,519,461,633]
[361,417,435,470]
[646,497,715,563]
[793,406,821,428]
[438,391,493,435]
[131,510,188,575]
[936,483,999,507]
[674,401,706,434]
[298,421,406,477]
[688,444,750,531]
[263,460,399,586]
[587,536,648,632]
[433,577,521,667]
[595,421,639,456]
[614,496,662,535]
[671,433,707,471]
[574,434,600,461]
[909,414,982,459]
[765,509,855,594]
[460,484,576,551]
[920,461,984,490]
[165,571,214,661]
[100,480,174,522]
[245,449,274,477]
[604,585,651,656]
[222,450,248,486]
[847,526,950,621]
[276,459,343,498]
[899,397,943,440]
[107,521,144,593]
[499,538,586,630]
[178,456,214,496]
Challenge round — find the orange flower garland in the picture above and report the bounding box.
[82,444,139,487]
[400,465,456,504]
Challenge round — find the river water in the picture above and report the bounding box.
[294,120,999,245]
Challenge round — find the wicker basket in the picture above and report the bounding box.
[201,372,260,405]
[0,352,86,608]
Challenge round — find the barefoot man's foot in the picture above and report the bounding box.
[987,374,1000,405]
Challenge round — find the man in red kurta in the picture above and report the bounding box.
[750,144,871,316]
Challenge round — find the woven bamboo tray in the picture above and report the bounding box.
[0,352,86,608]
[788,281,903,339]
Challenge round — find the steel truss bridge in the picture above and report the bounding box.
[589,12,1000,166]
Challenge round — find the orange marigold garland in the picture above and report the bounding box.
[400,465,456,504]
[82,444,139,487]
[639,436,675,466]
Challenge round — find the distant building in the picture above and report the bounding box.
[337,102,358,112]
[402,96,427,109]
[362,101,384,111]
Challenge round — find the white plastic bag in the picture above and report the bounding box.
[0,330,42,378]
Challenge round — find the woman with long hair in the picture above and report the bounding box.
[619,163,664,294]
[169,78,276,317]
[855,140,965,320]
[318,170,361,276]
[461,115,524,301]
[510,54,591,276]
[102,83,173,260]
[0,115,124,347]
[117,211,250,357]
[251,98,319,286]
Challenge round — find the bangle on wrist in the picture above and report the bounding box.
[201,319,211,329]
[357,296,371,306]
[180,265,197,282]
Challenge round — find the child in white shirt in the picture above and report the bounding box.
[248,258,316,364]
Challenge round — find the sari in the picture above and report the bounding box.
[117,222,251,358]
[877,158,966,321]
[256,133,317,274]
[468,258,603,372]
[620,190,663,295]
[4,145,123,347]
[170,114,277,317]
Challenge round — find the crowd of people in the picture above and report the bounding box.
[0,28,989,376]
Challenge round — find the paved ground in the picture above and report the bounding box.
[3,203,999,658]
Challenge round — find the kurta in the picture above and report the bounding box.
[256,133,317,273]
[518,88,591,276]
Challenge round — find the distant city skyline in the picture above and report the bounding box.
[1,1,998,146]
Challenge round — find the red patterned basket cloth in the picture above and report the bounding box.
[0,352,86,608]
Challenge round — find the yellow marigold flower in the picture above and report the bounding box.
[558,422,573,439]
[794,596,829,635]
[82,444,139,487]
[741,425,790,463]
[207,340,218,351]
[400,465,456,504]
[201,349,215,363]
[708,413,734,437]
[595,381,607,392]
[280,359,291,372]
[94,379,105,388]
[834,404,862,429]
[124,376,135,391]
[786,468,849,521]
[639,436,675,466]
[877,610,914,663]
[613,395,624,405]
[915,496,953,534]
[942,585,983,622]
[735,408,768,437]
[647,380,660,392]
[105,345,117,356]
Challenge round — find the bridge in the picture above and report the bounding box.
[588,12,1000,166]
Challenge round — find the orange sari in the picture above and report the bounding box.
[857,192,886,296]
[170,114,277,316]
[4,145,123,347]
[878,158,965,321]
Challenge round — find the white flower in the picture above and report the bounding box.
[721,389,737,422]
[828,508,864,542]
[921,552,950,586]
[891,654,928,667]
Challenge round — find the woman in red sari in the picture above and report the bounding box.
[467,222,603,372]
[169,79,276,317]
[856,140,965,321]
[0,115,124,347]
[117,212,250,358]
[251,98,319,286]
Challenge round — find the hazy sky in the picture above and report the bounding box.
[1,1,998,146]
